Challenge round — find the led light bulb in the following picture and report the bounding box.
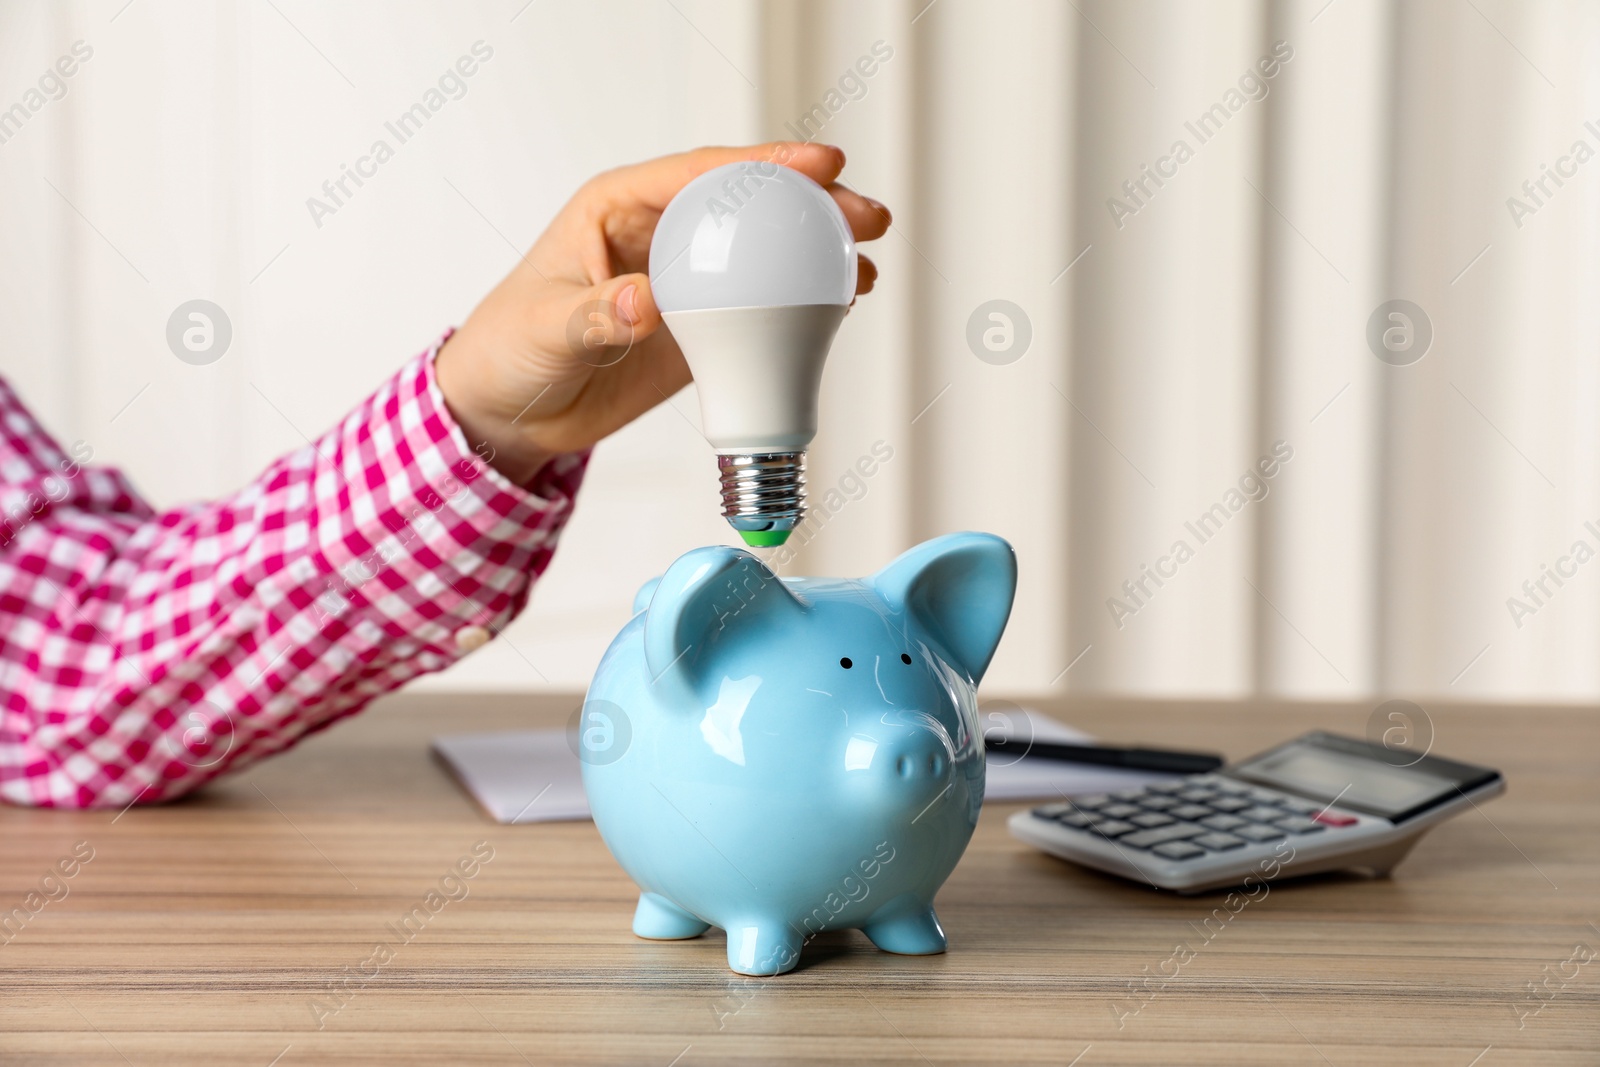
[649,161,857,547]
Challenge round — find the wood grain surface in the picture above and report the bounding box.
[1,694,1595,1066]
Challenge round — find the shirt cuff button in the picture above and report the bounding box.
[454,625,492,653]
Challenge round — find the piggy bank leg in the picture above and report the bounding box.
[725,921,804,976]
[633,892,711,940]
[862,904,947,956]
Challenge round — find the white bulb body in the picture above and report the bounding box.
[649,161,855,454]
[660,305,847,452]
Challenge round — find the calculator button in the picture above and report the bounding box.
[1119,823,1205,849]
[1146,780,1189,794]
[1129,812,1175,828]
[1073,794,1111,809]
[1212,779,1250,795]
[1152,841,1206,860]
[1192,832,1246,851]
[1235,823,1284,842]
[1314,810,1359,827]
[1274,816,1325,835]
[1138,795,1180,811]
[1200,813,1247,831]
[1277,797,1319,814]
[1091,820,1137,838]
[1100,803,1141,819]
[1208,796,1251,813]
[1241,805,1286,823]
[1169,804,1213,821]
[1111,789,1148,801]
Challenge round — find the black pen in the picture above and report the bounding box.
[983,738,1223,775]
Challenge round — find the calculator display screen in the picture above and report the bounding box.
[1230,734,1498,821]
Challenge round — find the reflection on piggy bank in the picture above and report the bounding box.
[580,532,1017,976]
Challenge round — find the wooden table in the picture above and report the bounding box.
[1,695,1595,1066]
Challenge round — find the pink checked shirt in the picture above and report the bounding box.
[0,339,586,809]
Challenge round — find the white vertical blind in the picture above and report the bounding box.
[1,0,1595,701]
[1253,0,1391,697]
[1063,1,1268,696]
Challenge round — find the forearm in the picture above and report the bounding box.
[0,336,587,809]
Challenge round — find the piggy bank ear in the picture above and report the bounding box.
[632,576,662,615]
[643,546,802,686]
[871,532,1017,686]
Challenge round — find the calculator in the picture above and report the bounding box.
[1008,731,1505,894]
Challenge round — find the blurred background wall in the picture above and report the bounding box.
[0,0,1596,701]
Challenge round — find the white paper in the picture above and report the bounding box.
[432,708,1181,824]
[432,730,591,823]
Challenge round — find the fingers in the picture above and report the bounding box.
[594,141,846,211]
[578,141,891,280]
[856,254,878,296]
[828,185,892,243]
[649,145,892,243]
[753,141,846,187]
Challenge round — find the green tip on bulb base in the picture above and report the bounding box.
[738,529,791,548]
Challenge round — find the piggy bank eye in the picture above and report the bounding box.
[839,657,853,669]
[900,653,912,665]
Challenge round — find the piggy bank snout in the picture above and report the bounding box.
[890,735,949,781]
[849,717,956,785]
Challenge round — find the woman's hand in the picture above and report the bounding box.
[435,142,891,485]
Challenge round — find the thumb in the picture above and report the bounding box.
[568,273,661,363]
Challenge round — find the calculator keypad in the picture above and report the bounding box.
[1031,774,1355,861]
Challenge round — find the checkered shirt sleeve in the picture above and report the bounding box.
[0,337,587,808]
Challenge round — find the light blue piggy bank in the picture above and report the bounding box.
[580,532,1017,976]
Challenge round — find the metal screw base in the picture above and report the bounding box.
[717,451,806,537]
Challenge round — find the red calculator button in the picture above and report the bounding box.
[1314,811,1358,827]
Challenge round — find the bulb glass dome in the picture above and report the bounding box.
[649,162,857,311]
